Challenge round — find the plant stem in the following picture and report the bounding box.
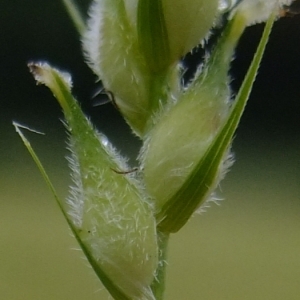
[151,231,170,300]
[62,0,86,35]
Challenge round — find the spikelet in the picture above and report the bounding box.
[83,0,151,136]
[29,62,158,300]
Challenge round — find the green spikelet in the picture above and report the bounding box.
[28,62,158,300]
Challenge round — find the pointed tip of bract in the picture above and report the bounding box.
[28,62,73,89]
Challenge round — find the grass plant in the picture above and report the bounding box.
[15,1,295,299]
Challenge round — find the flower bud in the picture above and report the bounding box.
[142,80,231,230]
[162,0,219,62]
[137,0,219,72]
[83,0,152,136]
[140,11,259,232]
[83,0,220,136]
[29,62,158,300]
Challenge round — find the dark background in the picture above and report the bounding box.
[1,1,300,300]
[1,1,300,143]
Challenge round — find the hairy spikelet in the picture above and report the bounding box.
[29,62,158,300]
[82,0,151,136]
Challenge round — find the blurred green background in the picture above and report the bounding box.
[1,1,300,299]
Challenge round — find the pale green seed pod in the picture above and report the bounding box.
[142,83,230,216]
[83,0,152,136]
[83,0,220,136]
[141,13,249,232]
[29,62,158,300]
[141,10,275,233]
[162,0,219,62]
[137,0,219,72]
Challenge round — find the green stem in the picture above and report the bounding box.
[62,0,86,35]
[151,232,170,300]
